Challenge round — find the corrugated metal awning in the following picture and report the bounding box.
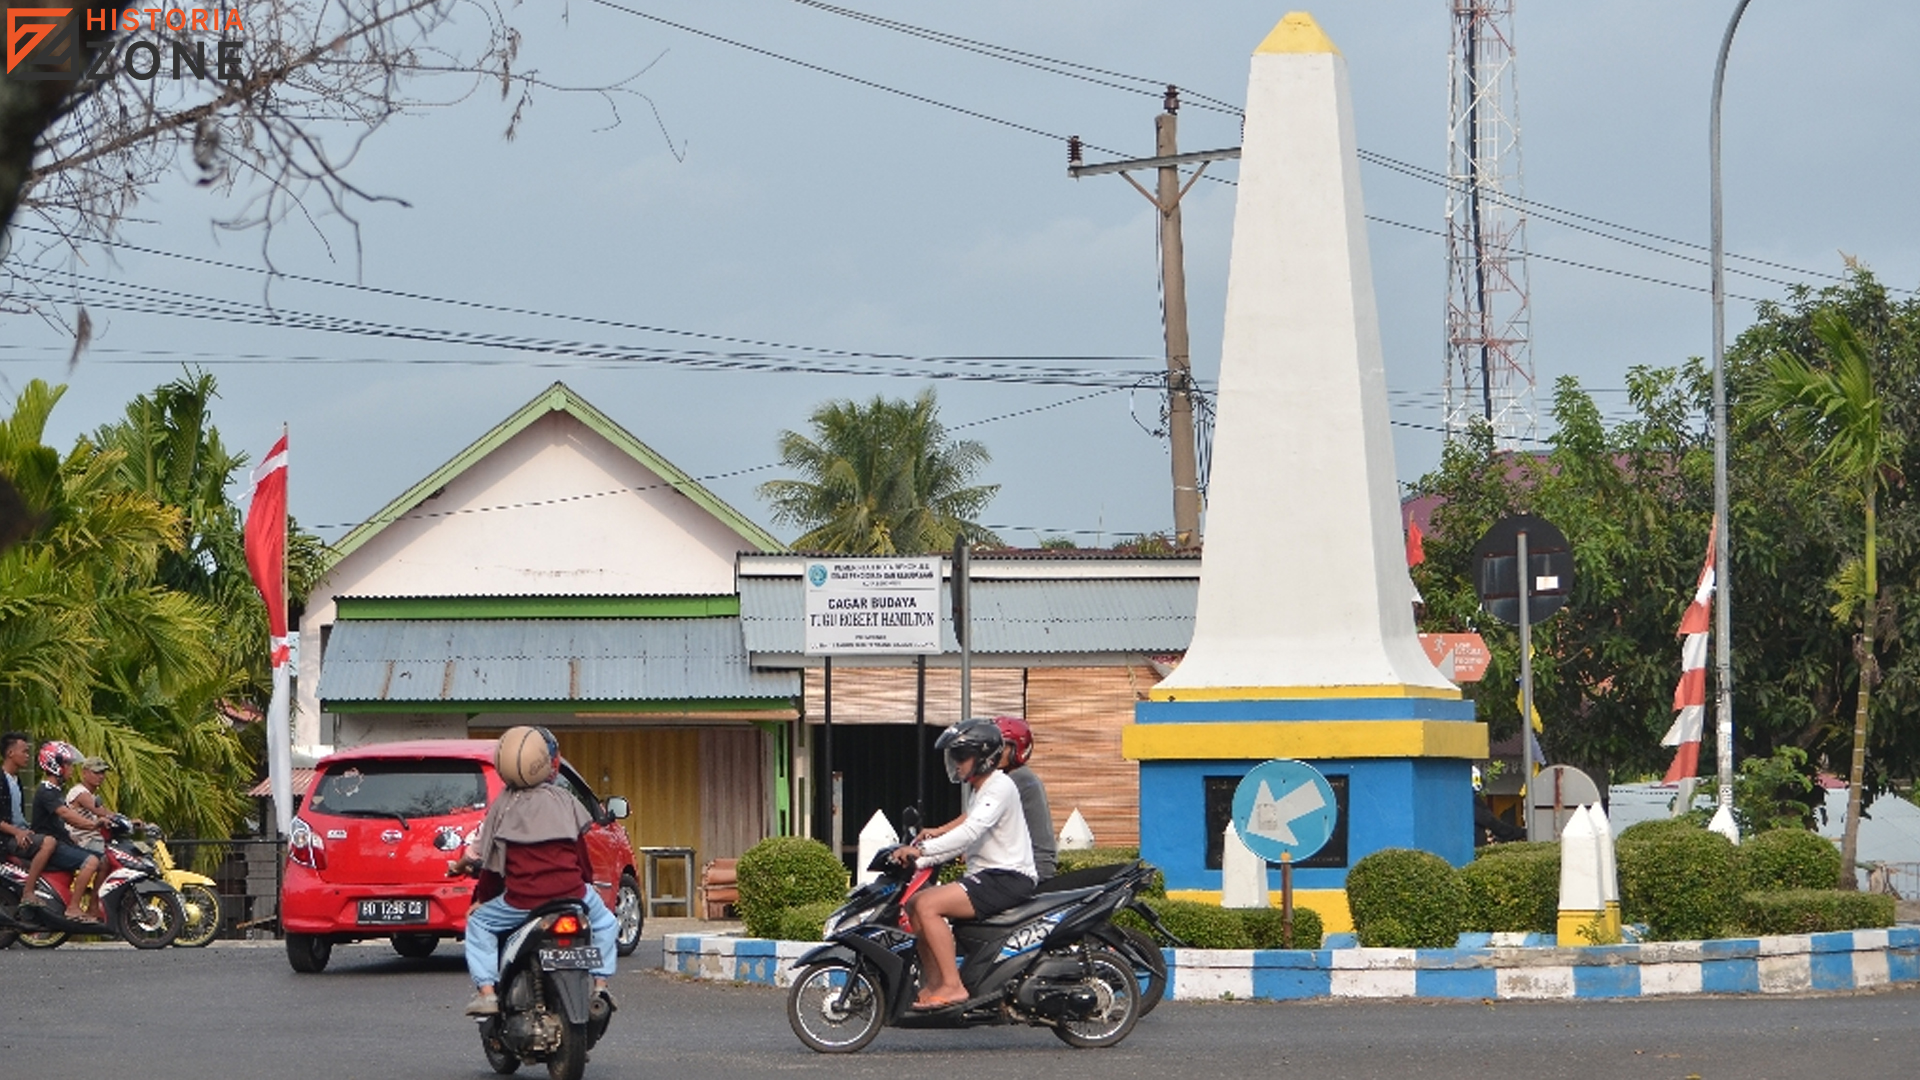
[320,618,798,706]
[738,577,1195,658]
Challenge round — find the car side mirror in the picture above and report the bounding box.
[605,796,630,821]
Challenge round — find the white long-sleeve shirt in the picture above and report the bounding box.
[917,770,1037,881]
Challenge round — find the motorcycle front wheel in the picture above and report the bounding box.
[173,883,221,948]
[787,959,886,1054]
[117,889,184,949]
[1051,947,1142,1049]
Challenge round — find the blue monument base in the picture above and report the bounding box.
[1123,692,1486,897]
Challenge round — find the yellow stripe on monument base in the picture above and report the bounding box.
[1122,720,1489,761]
[1166,888,1355,934]
[1147,683,1462,703]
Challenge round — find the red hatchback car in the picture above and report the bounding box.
[280,739,643,973]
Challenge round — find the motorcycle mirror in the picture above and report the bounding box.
[900,806,920,834]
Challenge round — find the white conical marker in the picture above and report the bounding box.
[1057,808,1095,852]
[1221,821,1271,909]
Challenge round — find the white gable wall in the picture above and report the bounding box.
[295,410,764,748]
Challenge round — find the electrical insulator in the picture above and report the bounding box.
[1163,84,1180,114]
[1067,135,1083,168]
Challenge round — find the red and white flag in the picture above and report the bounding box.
[244,432,296,834]
[1660,522,1716,783]
[243,434,290,667]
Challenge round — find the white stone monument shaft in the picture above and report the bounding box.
[1157,12,1450,697]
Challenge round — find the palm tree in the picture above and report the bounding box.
[759,390,1001,553]
[1753,309,1904,887]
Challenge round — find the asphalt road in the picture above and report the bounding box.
[5,937,1918,1079]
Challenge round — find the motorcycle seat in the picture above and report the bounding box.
[962,885,1103,928]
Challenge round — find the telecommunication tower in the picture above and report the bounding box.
[1443,1,1534,446]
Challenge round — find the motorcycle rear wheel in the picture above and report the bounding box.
[1112,925,1168,1016]
[480,1028,521,1075]
[788,960,886,1054]
[546,1021,588,1080]
[1050,947,1142,1049]
[173,883,221,948]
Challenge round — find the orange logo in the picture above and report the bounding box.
[5,7,72,75]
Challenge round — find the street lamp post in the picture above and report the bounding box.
[1709,0,1753,818]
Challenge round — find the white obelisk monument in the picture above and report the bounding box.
[1123,12,1487,932]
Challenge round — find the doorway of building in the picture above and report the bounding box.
[814,723,961,866]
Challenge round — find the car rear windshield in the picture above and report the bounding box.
[307,759,488,820]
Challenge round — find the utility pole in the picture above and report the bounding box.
[1070,88,1238,550]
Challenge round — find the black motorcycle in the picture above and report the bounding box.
[475,899,616,1080]
[785,844,1176,1054]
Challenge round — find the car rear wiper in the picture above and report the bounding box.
[393,813,410,831]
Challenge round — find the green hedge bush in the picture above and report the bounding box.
[736,837,849,939]
[1738,829,1841,892]
[1458,844,1560,933]
[1055,847,1165,897]
[1617,827,1738,941]
[771,899,842,942]
[1238,905,1325,950]
[1113,898,1325,949]
[1346,848,1464,948]
[1735,889,1895,935]
[1617,817,1702,844]
[1472,840,1560,861]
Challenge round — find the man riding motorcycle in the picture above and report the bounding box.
[28,742,104,923]
[1,733,60,909]
[889,719,1036,1011]
[994,717,1055,881]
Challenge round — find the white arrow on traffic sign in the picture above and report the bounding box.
[1245,779,1327,847]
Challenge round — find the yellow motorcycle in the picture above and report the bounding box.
[148,836,222,948]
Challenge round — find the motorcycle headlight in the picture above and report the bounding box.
[822,902,880,939]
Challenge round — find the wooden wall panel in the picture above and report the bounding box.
[1023,666,1157,850]
[700,726,771,861]
[550,728,702,852]
[802,666,1024,725]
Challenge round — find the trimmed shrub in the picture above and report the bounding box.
[1617,817,1703,844]
[1114,897,1252,949]
[1459,844,1560,933]
[1055,846,1164,897]
[1735,889,1895,935]
[1738,828,1841,892]
[1238,905,1325,950]
[1345,848,1464,948]
[772,900,842,942]
[736,837,849,939]
[1473,840,1560,861]
[1617,828,1739,941]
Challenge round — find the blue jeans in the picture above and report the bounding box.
[464,886,618,989]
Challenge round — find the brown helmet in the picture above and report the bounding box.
[495,726,558,789]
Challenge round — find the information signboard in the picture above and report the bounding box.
[803,557,942,656]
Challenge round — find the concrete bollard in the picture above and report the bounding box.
[855,809,898,886]
[1058,808,1095,851]
[1592,803,1621,932]
[1557,803,1605,944]
[1220,821,1271,908]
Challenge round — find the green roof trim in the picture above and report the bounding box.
[335,595,741,620]
[322,698,796,715]
[326,382,783,567]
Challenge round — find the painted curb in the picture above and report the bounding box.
[663,925,1920,1001]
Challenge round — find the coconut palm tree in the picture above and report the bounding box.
[759,390,1000,554]
[1753,309,1904,887]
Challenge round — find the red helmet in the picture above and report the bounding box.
[38,740,80,778]
[994,716,1034,768]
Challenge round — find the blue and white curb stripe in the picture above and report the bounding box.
[665,926,1920,1001]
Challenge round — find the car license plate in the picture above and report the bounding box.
[539,946,603,971]
[357,898,428,924]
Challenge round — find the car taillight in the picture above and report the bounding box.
[288,817,327,870]
[553,914,581,935]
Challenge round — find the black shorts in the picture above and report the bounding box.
[959,869,1036,919]
[1,832,39,860]
[45,839,91,872]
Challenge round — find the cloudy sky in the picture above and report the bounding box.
[5,1,1918,548]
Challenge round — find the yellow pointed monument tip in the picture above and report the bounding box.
[1255,11,1340,56]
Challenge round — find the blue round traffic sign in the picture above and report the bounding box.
[1230,759,1338,863]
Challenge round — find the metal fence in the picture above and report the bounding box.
[163,838,286,940]
[1867,861,1920,901]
